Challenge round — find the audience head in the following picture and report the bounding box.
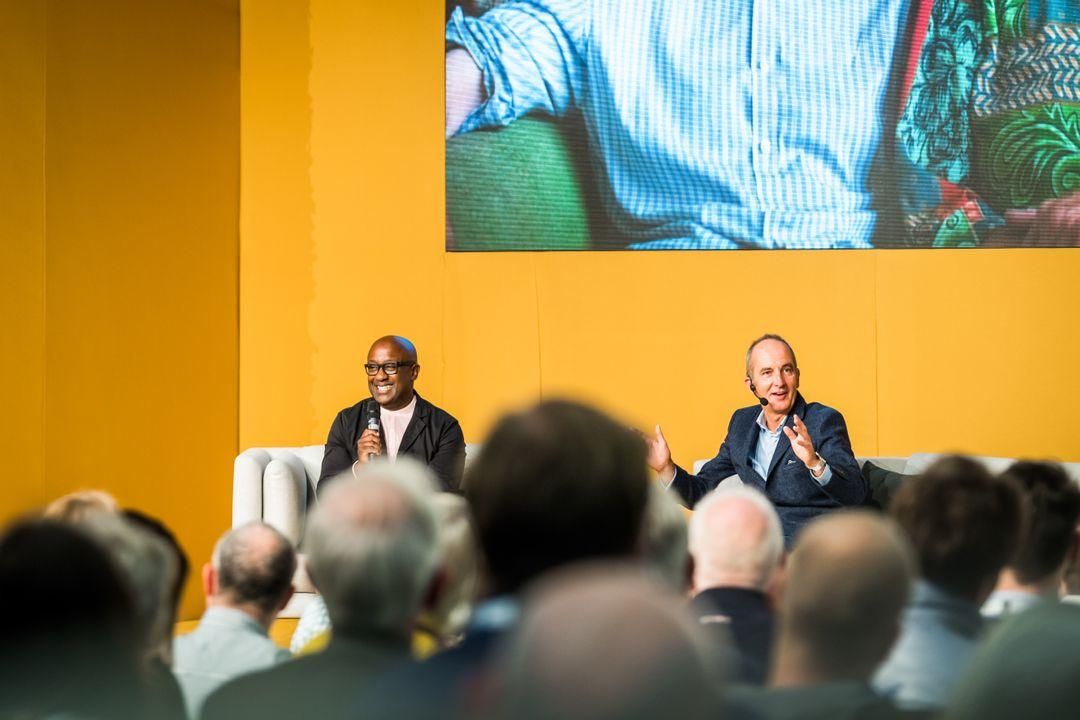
[81,514,180,663]
[946,602,1080,720]
[207,522,296,626]
[775,511,916,684]
[44,489,118,523]
[890,455,1024,603]
[489,564,721,720]
[465,399,650,595]
[123,509,190,632]
[0,519,141,716]
[304,461,440,640]
[422,492,481,639]
[689,486,783,593]
[641,483,691,591]
[998,461,1080,588]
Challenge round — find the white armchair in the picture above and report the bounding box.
[233,443,481,617]
[233,446,324,617]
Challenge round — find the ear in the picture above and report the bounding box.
[764,551,788,610]
[202,562,216,598]
[793,367,801,389]
[744,376,754,393]
[275,584,295,613]
[411,363,421,382]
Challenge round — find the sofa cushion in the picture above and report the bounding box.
[861,460,917,511]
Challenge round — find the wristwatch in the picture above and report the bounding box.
[809,456,827,477]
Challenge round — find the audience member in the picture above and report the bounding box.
[688,486,784,684]
[82,512,186,720]
[0,519,143,719]
[173,522,296,718]
[352,399,650,719]
[945,602,1080,720]
[487,564,722,720]
[124,508,192,661]
[982,461,1080,619]
[642,482,691,592]
[291,473,480,658]
[728,511,916,720]
[201,468,441,720]
[44,488,119,522]
[874,456,1024,711]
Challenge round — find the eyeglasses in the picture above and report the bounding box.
[363,361,414,376]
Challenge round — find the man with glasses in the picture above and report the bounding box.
[318,336,466,492]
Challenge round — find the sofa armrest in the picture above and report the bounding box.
[263,454,308,546]
[233,449,271,528]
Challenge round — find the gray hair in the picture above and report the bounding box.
[642,484,690,591]
[689,486,783,591]
[82,514,178,660]
[427,492,480,637]
[305,462,439,638]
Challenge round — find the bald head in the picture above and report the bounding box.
[368,335,417,363]
[213,522,296,618]
[491,565,721,720]
[689,487,783,592]
[777,512,915,683]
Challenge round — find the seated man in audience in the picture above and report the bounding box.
[982,461,1080,619]
[0,519,144,719]
[648,334,866,543]
[688,486,784,684]
[874,456,1024,711]
[486,565,723,720]
[727,511,916,720]
[173,522,296,718]
[201,469,441,720]
[353,399,651,720]
[319,335,466,492]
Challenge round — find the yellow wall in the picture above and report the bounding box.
[1,0,239,620]
[239,1,1080,468]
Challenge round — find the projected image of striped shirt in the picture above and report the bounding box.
[447,0,911,249]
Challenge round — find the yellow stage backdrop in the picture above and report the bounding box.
[240,1,1080,466]
[0,0,239,620]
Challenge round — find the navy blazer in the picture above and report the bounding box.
[671,393,866,542]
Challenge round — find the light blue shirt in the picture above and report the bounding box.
[448,0,910,249]
[751,410,832,486]
[874,580,984,711]
[173,607,291,719]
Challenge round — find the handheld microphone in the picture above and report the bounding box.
[749,381,768,407]
[364,403,380,461]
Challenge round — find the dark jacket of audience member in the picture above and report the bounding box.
[0,519,144,719]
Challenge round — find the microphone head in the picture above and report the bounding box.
[759,396,768,406]
[365,403,380,430]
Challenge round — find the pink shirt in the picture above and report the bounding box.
[380,395,417,461]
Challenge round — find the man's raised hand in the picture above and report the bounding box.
[645,424,676,484]
[782,414,819,469]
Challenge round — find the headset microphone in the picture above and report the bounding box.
[748,381,768,407]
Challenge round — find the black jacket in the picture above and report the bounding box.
[318,393,465,493]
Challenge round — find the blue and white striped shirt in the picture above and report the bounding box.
[448,0,911,249]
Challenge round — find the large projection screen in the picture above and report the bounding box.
[444,1,1080,251]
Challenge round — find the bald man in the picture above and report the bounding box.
[688,487,784,684]
[648,333,866,544]
[319,336,465,492]
[728,511,915,719]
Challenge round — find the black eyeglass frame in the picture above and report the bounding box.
[363,361,415,376]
